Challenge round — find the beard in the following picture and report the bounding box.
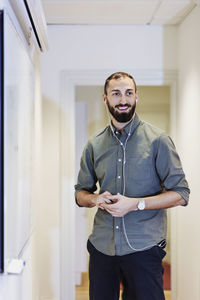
[106,101,136,123]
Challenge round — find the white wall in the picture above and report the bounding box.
[176,6,200,300]
[0,2,43,300]
[38,87,61,300]
[41,24,178,110]
[0,240,33,300]
[0,49,42,300]
[42,24,177,77]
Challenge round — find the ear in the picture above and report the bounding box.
[103,93,107,105]
[135,92,138,103]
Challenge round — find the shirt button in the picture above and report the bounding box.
[118,175,121,179]
[116,226,119,229]
[118,158,122,162]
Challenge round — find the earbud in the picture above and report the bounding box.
[136,98,138,103]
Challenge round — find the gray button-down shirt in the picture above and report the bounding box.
[75,114,190,256]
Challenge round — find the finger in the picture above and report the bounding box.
[100,204,113,211]
[104,199,112,203]
[107,210,122,217]
[106,195,120,201]
[105,202,119,209]
[103,191,112,196]
[104,208,115,215]
[102,205,119,214]
[101,202,116,208]
[97,197,110,204]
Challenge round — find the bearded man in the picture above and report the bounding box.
[75,72,190,300]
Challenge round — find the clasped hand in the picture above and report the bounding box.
[96,191,138,217]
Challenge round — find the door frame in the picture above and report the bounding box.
[60,69,178,300]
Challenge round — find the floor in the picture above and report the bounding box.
[76,273,171,300]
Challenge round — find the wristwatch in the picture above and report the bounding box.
[137,199,146,210]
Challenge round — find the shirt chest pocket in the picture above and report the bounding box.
[126,154,153,181]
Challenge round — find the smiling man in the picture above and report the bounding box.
[75,72,190,300]
[104,74,137,125]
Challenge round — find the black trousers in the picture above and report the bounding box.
[87,240,166,300]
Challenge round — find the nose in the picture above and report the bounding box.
[119,94,127,104]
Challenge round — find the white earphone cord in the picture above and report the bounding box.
[110,119,158,252]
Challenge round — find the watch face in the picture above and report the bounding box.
[138,200,145,210]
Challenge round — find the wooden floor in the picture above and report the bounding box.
[76,273,171,300]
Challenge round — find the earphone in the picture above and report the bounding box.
[110,118,158,252]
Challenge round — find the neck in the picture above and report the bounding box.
[111,113,135,130]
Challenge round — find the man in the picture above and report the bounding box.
[75,72,190,300]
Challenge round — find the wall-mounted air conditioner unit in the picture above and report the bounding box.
[8,0,48,52]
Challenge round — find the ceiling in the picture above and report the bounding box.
[41,0,199,25]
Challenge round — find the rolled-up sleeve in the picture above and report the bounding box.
[155,133,190,205]
[74,141,97,205]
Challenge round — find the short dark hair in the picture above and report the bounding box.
[104,72,137,95]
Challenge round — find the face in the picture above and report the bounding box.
[103,77,138,124]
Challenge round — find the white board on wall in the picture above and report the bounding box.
[4,10,34,267]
